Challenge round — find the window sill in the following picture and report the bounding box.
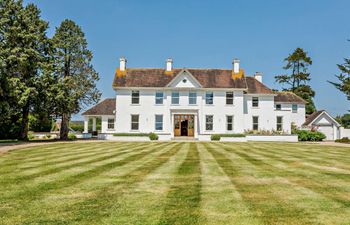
[225,104,234,107]
[130,104,141,106]
[155,104,164,106]
[188,104,198,106]
[171,104,180,106]
[205,104,214,106]
[252,107,259,109]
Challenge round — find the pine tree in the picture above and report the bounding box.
[0,0,51,140]
[52,19,101,140]
[329,53,350,105]
[275,48,316,114]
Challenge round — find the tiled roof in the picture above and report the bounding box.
[112,68,274,94]
[274,92,307,103]
[302,110,325,126]
[82,98,116,116]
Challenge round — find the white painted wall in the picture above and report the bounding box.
[110,88,306,138]
[340,127,350,139]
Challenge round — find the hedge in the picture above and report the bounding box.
[294,130,326,142]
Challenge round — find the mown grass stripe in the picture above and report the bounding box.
[216,143,350,218]
[0,142,147,186]
[58,143,183,224]
[0,142,168,203]
[198,143,261,225]
[157,142,202,225]
[206,142,313,225]
[233,144,350,208]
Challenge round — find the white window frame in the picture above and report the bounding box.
[252,116,259,131]
[131,90,140,105]
[189,91,197,105]
[155,91,164,105]
[276,104,282,111]
[107,118,115,130]
[205,115,214,131]
[277,116,283,131]
[292,104,298,113]
[226,92,234,105]
[252,97,259,107]
[131,114,139,130]
[171,92,179,105]
[226,115,234,131]
[205,92,214,105]
[155,114,163,131]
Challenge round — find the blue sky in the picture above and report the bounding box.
[24,0,350,118]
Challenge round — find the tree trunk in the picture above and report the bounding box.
[18,104,30,141]
[60,113,70,140]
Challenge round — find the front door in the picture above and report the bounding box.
[174,114,194,137]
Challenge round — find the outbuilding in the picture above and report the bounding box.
[303,110,341,141]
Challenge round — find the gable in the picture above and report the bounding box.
[167,70,202,88]
[314,115,333,125]
[303,110,340,127]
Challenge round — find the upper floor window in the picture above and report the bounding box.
[155,115,163,131]
[171,92,179,104]
[226,115,233,131]
[277,116,283,131]
[205,92,214,105]
[252,116,259,130]
[131,115,139,130]
[206,115,213,130]
[252,97,259,107]
[189,92,197,105]
[131,91,139,104]
[226,92,234,105]
[292,104,298,113]
[155,91,163,105]
[276,104,281,110]
[107,118,115,130]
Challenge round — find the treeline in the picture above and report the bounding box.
[0,0,101,140]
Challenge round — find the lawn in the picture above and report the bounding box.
[0,142,349,225]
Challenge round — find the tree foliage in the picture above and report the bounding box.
[329,54,350,106]
[336,114,350,128]
[52,19,101,140]
[275,48,316,114]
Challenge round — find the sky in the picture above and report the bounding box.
[24,0,350,119]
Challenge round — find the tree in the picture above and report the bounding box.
[336,114,350,128]
[329,47,350,105]
[0,0,51,140]
[275,48,316,114]
[52,20,101,140]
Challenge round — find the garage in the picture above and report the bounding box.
[303,110,340,141]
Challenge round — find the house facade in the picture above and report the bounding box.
[82,58,306,140]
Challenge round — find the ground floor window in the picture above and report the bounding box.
[252,116,259,130]
[277,116,283,131]
[131,115,139,130]
[155,115,163,131]
[226,115,233,131]
[107,118,115,129]
[206,115,213,131]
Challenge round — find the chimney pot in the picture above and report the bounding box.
[254,72,263,83]
[166,58,173,71]
[233,58,240,73]
[119,57,127,71]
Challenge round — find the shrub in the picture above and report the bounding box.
[68,133,77,140]
[295,130,326,142]
[27,131,35,140]
[335,137,350,143]
[149,133,159,140]
[211,134,221,141]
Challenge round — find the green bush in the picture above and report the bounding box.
[68,133,77,140]
[113,133,149,137]
[27,131,35,140]
[211,134,221,141]
[335,137,350,143]
[295,130,326,142]
[149,133,159,140]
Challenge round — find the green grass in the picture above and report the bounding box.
[0,142,350,224]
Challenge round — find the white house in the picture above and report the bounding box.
[82,58,307,140]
